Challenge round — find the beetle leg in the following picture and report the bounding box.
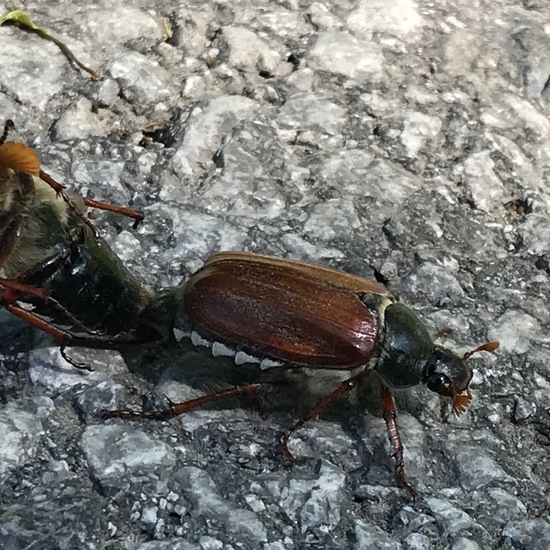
[432,326,452,340]
[2,300,65,337]
[0,119,15,145]
[2,302,89,356]
[0,279,99,371]
[81,197,144,229]
[108,383,266,420]
[281,378,358,463]
[39,170,145,235]
[0,277,99,335]
[59,343,93,371]
[39,170,101,239]
[380,384,417,500]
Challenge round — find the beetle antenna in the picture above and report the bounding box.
[463,340,499,360]
[448,341,498,416]
[0,120,15,147]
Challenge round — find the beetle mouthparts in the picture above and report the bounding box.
[452,390,471,416]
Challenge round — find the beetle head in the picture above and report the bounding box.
[423,347,472,415]
[423,340,499,415]
[376,303,499,414]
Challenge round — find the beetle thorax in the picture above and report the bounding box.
[375,302,434,389]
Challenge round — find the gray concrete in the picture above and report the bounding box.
[1,0,549,548]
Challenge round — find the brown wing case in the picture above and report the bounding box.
[183,253,390,368]
[206,251,392,296]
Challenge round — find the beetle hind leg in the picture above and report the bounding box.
[107,383,266,420]
[38,170,144,236]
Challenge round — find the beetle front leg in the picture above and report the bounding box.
[281,378,358,462]
[380,384,417,500]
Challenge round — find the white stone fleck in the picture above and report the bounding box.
[221,26,286,75]
[519,215,550,255]
[28,348,127,393]
[278,93,346,135]
[457,151,506,213]
[355,520,401,550]
[0,29,65,110]
[454,446,512,490]
[107,51,173,108]
[51,98,109,141]
[149,206,246,274]
[307,3,343,31]
[140,506,158,526]
[347,0,424,39]
[303,198,360,240]
[71,160,126,193]
[400,111,442,157]
[443,31,480,76]
[426,498,481,537]
[81,425,176,479]
[307,31,384,83]
[487,310,541,353]
[181,467,267,542]
[171,96,259,178]
[81,7,163,54]
[111,231,143,264]
[277,461,347,533]
[0,401,47,482]
[503,95,550,138]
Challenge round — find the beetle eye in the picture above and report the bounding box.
[427,373,452,396]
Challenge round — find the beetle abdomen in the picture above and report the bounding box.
[182,255,382,368]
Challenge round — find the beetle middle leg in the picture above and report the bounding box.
[381,384,417,500]
[280,377,359,463]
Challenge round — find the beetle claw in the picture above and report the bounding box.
[60,346,93,371]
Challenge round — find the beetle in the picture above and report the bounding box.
[0,121,498,496]
[0,120,166,365]
[112,251,499,498]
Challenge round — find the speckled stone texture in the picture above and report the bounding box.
[0,0,549,549]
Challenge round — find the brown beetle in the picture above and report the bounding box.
[0,120,162,367]
[114,251,498,498]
